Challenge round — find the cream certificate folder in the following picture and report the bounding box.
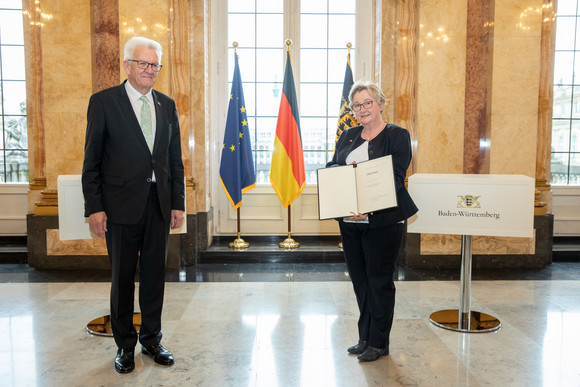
[317,155,398,220]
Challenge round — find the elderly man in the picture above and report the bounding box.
[82,36,185,373]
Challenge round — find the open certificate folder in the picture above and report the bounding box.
[317,155,398,220]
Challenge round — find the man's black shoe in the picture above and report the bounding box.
[141,344,175,366]
[114,348,135,373]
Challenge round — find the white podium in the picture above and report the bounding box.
[407,174,534,332]
[57,175,186,241]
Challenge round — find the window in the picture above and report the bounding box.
[227,0,357,185]
[0,0,27,183]
[552,0,580,185]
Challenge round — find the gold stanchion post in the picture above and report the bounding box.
[229,207,249,250]
[279,205,299,248]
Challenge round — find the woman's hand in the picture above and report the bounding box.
[351,212,367,221]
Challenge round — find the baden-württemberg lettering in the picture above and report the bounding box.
[438,210,500,220]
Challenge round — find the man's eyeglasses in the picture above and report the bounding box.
[128,59,163,72]
[351,100,374,112]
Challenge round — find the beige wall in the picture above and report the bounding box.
[416,0,467,174]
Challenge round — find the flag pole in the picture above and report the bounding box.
[229,207,249,250]
[337,42,355,250]
[279,205,299,248]
[278,39,299,249]
[222,41,253,250]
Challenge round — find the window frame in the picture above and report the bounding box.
[210,0,376,235]
[552,0,580,186]
[0,1,28,184]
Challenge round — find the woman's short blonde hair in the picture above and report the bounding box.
[348,80,387,108]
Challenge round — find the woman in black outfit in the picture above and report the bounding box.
[326,80,418,362]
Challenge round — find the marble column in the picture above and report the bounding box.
[396,0,419,176]
[23,0,47,210]
[464,0,494,174]
[535,0,557,215]
[90,0,120,93]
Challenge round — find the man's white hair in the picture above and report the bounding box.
[124,37,162,62]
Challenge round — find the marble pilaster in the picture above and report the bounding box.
[535,0,557,215]
[23,0,47,212]
[416,0,467,173]
[395,0,419,176]
[489,0,543,176]
[90,0,120,93]
[464,0,494,174]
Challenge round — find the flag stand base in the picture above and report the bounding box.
[229,232,249,250]
[279,233,299,249]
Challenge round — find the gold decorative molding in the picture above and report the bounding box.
[186,176,196,190]
[29,177,47,190]
[34,188,58,216]
[534,189,547,216]
[47,229,107,255]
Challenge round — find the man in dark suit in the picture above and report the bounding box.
[82,36,185,374]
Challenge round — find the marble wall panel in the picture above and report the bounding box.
[491,114,538,176]
[493,0,543,38]
[490,0,542,175]
[46,229,107,256]
[416,113,464,173]
[39,2,92,188]
[119,0,171,93]
[420,232,535,255]
[44,112,86,179]
[491,37,542,116]
[416,0,467,173]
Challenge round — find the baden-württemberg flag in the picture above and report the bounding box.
[219,54,256,209]
[335,52,359,143]
[270,51,305,207]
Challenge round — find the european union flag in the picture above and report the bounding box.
[219,54,256,209]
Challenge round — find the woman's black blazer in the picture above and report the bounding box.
[326,124,418,228]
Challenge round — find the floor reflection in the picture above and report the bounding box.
[244,314,280,386]
[543,311,580,386]
[299,315,338,386]
[1,276,580,385]
[1,315,36,386]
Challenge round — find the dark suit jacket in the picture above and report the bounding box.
[82,81,185,224]
[326,123,418,228]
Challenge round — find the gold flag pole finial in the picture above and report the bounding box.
[233,41,238,53]
[346,42,352,54]
[285,39,292,51]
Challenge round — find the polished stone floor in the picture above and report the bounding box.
[1,262,580,386]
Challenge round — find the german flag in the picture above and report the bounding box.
[270,51,305,207]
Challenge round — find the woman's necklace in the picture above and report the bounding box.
[362,123,384,142]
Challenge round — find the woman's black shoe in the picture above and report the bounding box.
[347,340,368,355]
[357,346,389,362]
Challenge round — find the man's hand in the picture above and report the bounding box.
[88,211,108,239]
[170,210,185,229]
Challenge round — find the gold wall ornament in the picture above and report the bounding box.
[34,188,58,216]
